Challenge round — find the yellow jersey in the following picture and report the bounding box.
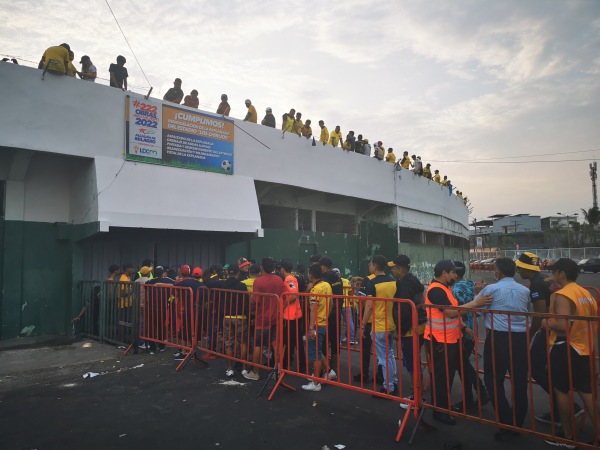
[246,105,257,123]
[319,126,329,143]
[310,280,332,327]
[301,125,312,138]
[434,174,441,183]
[386,152,396,164]
[241,278,255,293]
[365,274,397,332]
[41,46,69,74]
[400,156,410,169]
[68,61,77,77]
[329,130,342,147]
[293,119,303,135]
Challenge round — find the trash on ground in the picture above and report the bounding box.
[119,434,126,438]
[82,372,100,379]
[334,446,346,449]
[312,401,317,407]
[219,380,245,386]
[82,343,92,348]
[132,364,144,369]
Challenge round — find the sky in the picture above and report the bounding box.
[1,0,599,223]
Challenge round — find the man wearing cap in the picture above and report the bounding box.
[261,108,276,128]
[424,259,492,425]
[217,94,231,116]
[280,259,305,372]
[541,258,600,448]
[221,264,249,377]
[361,255,398,397]
[388,255,427,407]
[477,258,530,439]
[329,126,342,147]
[243,99,257,123]
[77,55,97,82]
[163,78,184,104]
[236,257,251,281]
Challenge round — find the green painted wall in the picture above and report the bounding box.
[0,220,98,340]
[398,243,469,284]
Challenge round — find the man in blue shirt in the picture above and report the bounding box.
[478,257,530,441]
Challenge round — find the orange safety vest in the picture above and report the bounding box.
[283,274,302,320]
[424,281,461,343]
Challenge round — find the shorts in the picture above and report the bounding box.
[550,342,592,394]
[223,318,247,349]
[401,333,425,373]
[308,327,327,362]
[254,326,276,347]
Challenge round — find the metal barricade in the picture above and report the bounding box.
[270,291,422,442]
[136,284,201,371]
[414,303,600,449]
[75,280,102,340]
[103,281,138,348]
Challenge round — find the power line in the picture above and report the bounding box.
[104,0,152,88]
[428,148,600,163]
[430,158,598,164]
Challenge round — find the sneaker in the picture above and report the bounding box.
[173,352,187,361]
[225,369,235,377]
[301,381,322,392]
[327,370,337,381]
[241,369,249,376]
[544,433,576,449]
[536,412,561,427]
[400,394,415,409]
[138,343,148,350]
[201,352,217,360]
[243,371,260,381]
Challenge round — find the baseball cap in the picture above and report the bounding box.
[154,266,165,277]
[227,264,239,274]
[192,267,203,277]
[79,55,90,63]
[180,265,191,276]
[547,258,577,273]
[139,266,152,276]
[388,255,410,268]
[319,256,333,268]
[515,252,541,272]
[434,260,457,273]
[238,258,250,269]
[332,268,341,275]
[266,107,272,112]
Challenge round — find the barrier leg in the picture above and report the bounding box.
[175,350,197,372]
[395,405,413,442]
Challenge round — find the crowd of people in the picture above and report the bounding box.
[22,42,470,206]
[76,250,599,447]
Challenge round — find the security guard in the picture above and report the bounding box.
[424,260,491,425]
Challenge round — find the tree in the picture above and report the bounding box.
[581,207,600,226]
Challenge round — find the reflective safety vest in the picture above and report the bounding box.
[424,281,461,343]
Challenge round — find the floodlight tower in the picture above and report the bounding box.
[590,162,598,209]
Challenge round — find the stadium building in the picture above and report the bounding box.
[0,63,468,339]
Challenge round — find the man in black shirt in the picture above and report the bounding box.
[516,252,582,424]
[109,55,128,90]
[163,78,184,104]
[320,256,342,380]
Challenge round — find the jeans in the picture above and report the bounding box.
[373,331,398,392]
[342,307,355,342]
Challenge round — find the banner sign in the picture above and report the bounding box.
[476,237,483,248]
[125,96,234,174]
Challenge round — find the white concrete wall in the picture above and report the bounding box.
[0,63,468,236]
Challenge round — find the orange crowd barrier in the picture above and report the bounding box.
[413,303,600,449]
[270,290,423,442]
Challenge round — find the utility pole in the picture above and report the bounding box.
[590,162,598,209]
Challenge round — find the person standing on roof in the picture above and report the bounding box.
[217,94,231,116]
[301,120,312,139]
[183,90,199,108]
[243,99,257,123]
[318,120,329,145]
[386,148,396,164]
[293,112,303,136]
[261,107,276,128]
[433,169,441,183]
[281,109,295,133]
[38,43,70,76]
[109,55,128,90]
[329,126,342,147]
[78,55,97,82]
[163,78,184,104]
[423,163,432,179]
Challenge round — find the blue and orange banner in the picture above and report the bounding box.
[125,95,235,174]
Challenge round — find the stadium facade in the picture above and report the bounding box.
[0,63,468,339]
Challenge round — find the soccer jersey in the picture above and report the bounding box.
[365,274,397,332]
[386,153,396,164]
[245,105,257,123]
[42,46,69,74]
[319,126,329,143]
[329,130,342,147]
[310,280,332,326]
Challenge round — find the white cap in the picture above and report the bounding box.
[266,107,272,112]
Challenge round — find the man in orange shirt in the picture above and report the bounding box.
[280,259,305,372]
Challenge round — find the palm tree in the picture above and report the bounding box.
[581,207,600,226]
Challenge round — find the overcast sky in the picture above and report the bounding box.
[2,0,599,223]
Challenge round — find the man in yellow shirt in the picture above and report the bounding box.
[67,51,77,78]
[282,109,295,133]
[292,112,303,136]
[301,119,312,139]
[423,163,432,179]
[38,43,70,76]
[302,263,332,392]
[433,170,441,183]
[318,120,329,145]
[400,151,411,169]
[361,255,398,396]
[441,175,449,187]
[241,264,260,292]
[243,99,257,123]
[386,148,396,164]
[329,126,342,147]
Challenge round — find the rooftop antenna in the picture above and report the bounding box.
[590,162,598,208]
